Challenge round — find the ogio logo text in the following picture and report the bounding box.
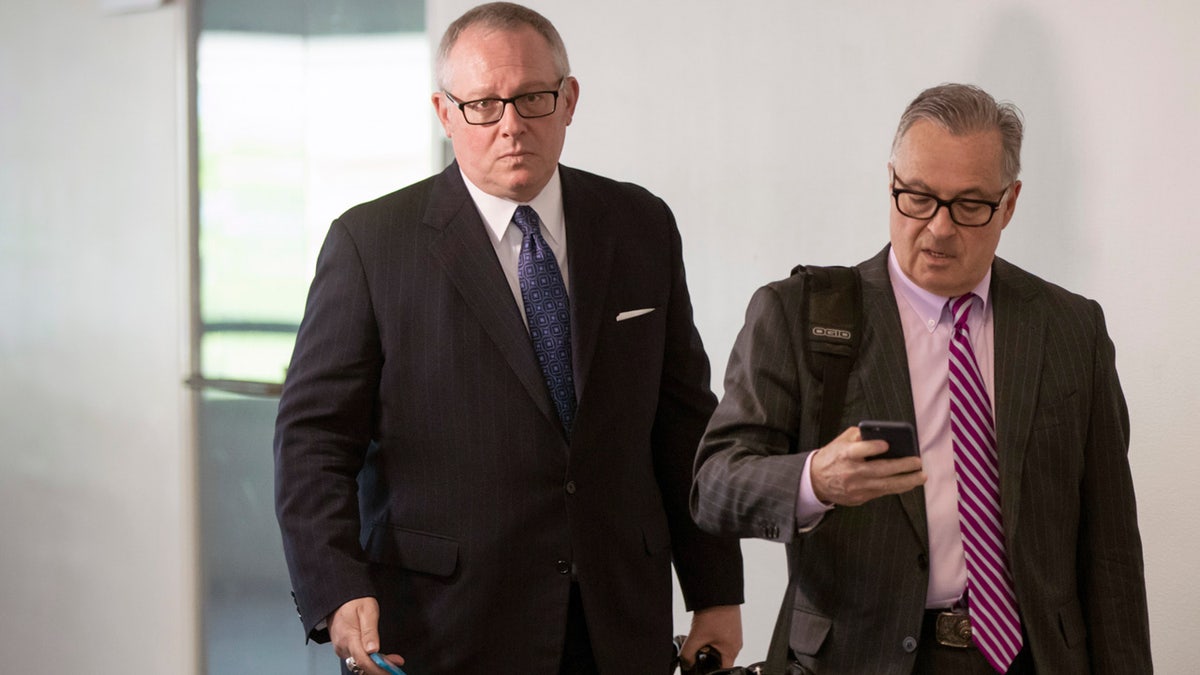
[812,326,852,341]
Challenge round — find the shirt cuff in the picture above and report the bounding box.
[796,450,834,531]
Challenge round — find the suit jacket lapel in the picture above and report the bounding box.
[424,164,561,432]
[561,167,615,399]
[990,257,1045,539]
[858,248,928,549]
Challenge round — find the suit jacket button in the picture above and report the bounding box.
[556,559,571,575]
[902,636,918,653]
[917,553,929,570]
[565,480,577,495]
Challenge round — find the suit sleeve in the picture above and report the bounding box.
[273,219,382,642]
[691,283,812,542]
[650,204,744,612]
[1078,301,1153,671]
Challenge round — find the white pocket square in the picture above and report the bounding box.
[616,308,656,322]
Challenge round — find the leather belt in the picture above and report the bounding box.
[925,609,973,648]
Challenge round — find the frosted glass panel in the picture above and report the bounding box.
[194,2,430,673]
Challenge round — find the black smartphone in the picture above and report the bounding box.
[858,420,918,460]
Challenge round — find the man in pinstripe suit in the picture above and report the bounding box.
[692,84,1150,673]
[274,4,743,674]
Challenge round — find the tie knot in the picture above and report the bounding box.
[513,205,540,237]
[950,293,976,330]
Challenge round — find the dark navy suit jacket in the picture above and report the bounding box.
[275,162,743,674]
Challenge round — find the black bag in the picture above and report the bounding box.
[793,264,863,448]
[677,265,862,675]
[673,634,767,674]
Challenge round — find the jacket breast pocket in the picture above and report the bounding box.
[1031,389,1079,431]
[364,524,460,578]
[1028,389,1086,468]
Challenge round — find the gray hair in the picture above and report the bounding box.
[890,83,1025,183]
[435,2,571,91]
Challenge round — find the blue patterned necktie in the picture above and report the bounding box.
[513,205,576,436]
[948,294,1022,672]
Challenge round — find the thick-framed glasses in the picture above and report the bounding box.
[443,79,564,125]
[891,171,1010,227]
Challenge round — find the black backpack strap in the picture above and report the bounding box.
[760,574,798,675]
[792,264,862,447]
[752,266,863,675]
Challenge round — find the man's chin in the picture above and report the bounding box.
[496,171,550,202]
[912,267,967,297]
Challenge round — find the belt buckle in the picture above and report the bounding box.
[934,610,973,648]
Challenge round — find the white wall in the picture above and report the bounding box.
[430,0,1199,669]
[0,1,196,672]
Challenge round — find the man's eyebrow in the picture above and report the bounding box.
[895,176,994,200]
[892,174,931,192]
[951,186,995,199]
[459,81,560,100]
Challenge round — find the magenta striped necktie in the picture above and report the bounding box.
[948,294,1023,672]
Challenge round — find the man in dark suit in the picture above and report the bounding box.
[692,83,1151,674]
[274,3,743,674]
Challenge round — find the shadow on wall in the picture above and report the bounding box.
[975,7,1081,290]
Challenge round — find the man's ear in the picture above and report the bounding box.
[561,76,580,125]
[999,180,1022,230]
[432,92,454,137]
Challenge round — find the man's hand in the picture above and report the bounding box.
[329,597,406,674]
[811,426,925,506]
[678,604,743,668]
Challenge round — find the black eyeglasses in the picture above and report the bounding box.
[443,79,564,125]
[891,171,1010,227]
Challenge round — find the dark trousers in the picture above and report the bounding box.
[912,610,1035,674]
[559,583,599,675]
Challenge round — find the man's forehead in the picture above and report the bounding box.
[445,26,559,94]
[898,120,1002,151]
[448,73,561,101]
[894,124,1005,190]
[448,24,550,65]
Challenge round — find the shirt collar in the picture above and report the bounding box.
[460,167,566,247]
[887,246,992,333]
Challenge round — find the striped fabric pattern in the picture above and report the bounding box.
[949,293,1022,672]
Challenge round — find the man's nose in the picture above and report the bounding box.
[497,101,527,135]
[925,204,957,237]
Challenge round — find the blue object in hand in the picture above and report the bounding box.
[370,653,407,675]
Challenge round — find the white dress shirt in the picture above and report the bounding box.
[460,168,569,330]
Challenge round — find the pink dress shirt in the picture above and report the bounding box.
[797,249,995,608]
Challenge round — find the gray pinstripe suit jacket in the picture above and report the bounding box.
[692,247,1151,674]
[275,163,743,674]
